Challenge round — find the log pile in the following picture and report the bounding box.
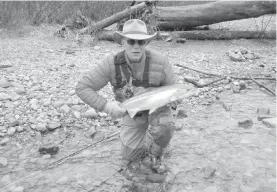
[55,1,276,41]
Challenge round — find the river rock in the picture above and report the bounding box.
[244,53,256,60]
[176,109,187,118]
[204,186,218,192]
[84,108,98,118]
[72,111,81,119]
[10,119,20,127]
[71,105,82,111]
[36,123,47,132]
[239,80,246,90]
[7,127,16,136]
[85,126,97,138]
[0,137,9,145]
[69,90,75,96]
[42,154,52,159]
[262,118,276,128]
[0,157,8,166]
[60,104,70,113]
[39,144,59,155]
[257,107,271,121]
[53,100,66,108]
[228,51,245,62]
[0,78,12,88]
[15,88,27,95]
[238,118,253,129]
[0,93,11,101]
[231,81,241,93]
[12,186,24,192]
[16,126,25,133]
[29,98,38,106]
[48,122,61,131]
[98,112,107,117]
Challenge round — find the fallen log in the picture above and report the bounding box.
[153,1,276,30]
[79,2,148,34]
[172,30,276,40]
[95,29,276,41]
[95,30,115,41]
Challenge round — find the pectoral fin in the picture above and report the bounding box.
[128,109,139,118]
[149,108,157,114]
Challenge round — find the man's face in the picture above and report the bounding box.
[122,38,147,62]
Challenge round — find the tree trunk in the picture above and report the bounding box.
[170,30,276,40]
[79,2,148,34]
[96,29,276,41]
[154,1,276,30]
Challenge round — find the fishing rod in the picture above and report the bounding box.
[0,130,121,191]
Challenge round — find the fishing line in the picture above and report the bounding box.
[0,130,120,191]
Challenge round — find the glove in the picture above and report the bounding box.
[103,101,127,119]
[169,99,183,110]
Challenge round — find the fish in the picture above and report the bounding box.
[119,84,196,118]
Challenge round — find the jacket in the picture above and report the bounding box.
[75,48,177,111]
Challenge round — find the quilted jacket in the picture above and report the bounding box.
[75,48,177,111]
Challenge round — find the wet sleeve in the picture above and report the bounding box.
[75,56,112,111]
[162,56,177,86]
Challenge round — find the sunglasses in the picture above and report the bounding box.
[126,39,146,46]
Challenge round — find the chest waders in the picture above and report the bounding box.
[113,51,158,102]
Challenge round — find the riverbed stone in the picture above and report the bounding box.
[262,118,276,128]
[10,119,20,127]
[15,88,27,95]
[60,104,70,113]
[71,105,82,111]
[16,126,25,133]
[0,78,12,88]
[176,109,187,118]
[84,108,98,118]
[72,111,81,119]
[36,123,47,132]
[12,186,24,192]
[0,93,11,101]
[238,118,253,129]
[204,186,218,192]
[7,127,16,136]
[0,157,8,166]
[85,126,97,138]
[228,51,245,62]
[48,122,61,131]
[39,144,59,155]
[0,137,9,145]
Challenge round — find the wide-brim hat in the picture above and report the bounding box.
[113,19,157,44]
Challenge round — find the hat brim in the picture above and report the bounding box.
[113,31,157,44]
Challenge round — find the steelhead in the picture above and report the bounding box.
[120,84,196,118]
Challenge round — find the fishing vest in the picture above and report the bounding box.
[114,50,159,89]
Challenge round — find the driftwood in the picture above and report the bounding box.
[153,1,276,30]
[184,76,227,88]
[79,2,149,34]
[250,76,276,96]
[175,64,276,81]
[167,30,276,40]
[95,29,276,42]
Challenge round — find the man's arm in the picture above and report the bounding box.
[162,56,177,86]
[75,56,111,111]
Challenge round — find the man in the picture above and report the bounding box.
[75,19,178,174]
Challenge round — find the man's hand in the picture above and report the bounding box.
[103,101,127,119]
